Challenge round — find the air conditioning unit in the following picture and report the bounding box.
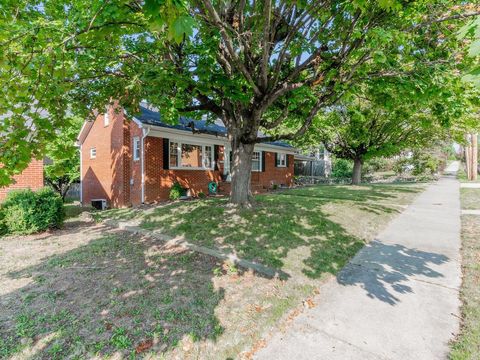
[91,199,107,210]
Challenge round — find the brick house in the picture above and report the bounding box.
[78,104,295,208]
[0,160,44,202]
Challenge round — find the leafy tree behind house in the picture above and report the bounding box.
[0,1,478,205]
[44,117,82,201]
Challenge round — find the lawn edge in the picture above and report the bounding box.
[103,218,288,279]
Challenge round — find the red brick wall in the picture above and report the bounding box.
[81,108,294,207]
[143,137,223,203]
[142,137,293,203]
[81,106,130,208]
[0,160,44,201]
[257,152,294,187]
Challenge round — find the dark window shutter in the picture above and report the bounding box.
[275,152,278,167]
[286,154,289,167]
[163,138,169,170]
[214,145,220,171]
[261,151,266,172]
[229,150,233,162]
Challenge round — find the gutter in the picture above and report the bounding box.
[141,125,151,204]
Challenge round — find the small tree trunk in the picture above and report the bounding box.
[230,140,254,207]
[352,158,363,185]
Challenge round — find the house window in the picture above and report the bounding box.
[276,153,287,167]
[170,142,179,167]
[229,150,262,172]
[169,141,214,170]
[204,145,212,168]
[133,137,140,161]
[104,111,110,127]
[252,151,261,172]
[181,143,203,168]
[90,148,96,159]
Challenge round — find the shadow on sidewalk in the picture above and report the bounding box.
[337,240,449,305]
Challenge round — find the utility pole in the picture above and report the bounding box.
[465,133,478,181]
[471,133,478,181]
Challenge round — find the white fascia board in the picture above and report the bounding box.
[255,143,296,154]
[145,124,297,153]
[131,116,143,128]
[147,126,227,146]
[76,121,89,145]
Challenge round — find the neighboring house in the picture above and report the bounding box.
[77,104,295,208]
[0,160,44,202]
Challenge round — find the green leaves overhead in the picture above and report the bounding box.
[0,0,478,189]
[144,0,195,43]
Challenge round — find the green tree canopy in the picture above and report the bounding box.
[44,116,82,200]
[302,77,479,183]
[1,0,478,204]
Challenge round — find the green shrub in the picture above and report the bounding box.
[366,157,390,172]
[169,182,185,200]
[0,188,65,235]
[198,191,206,199]
[331,158,353,178]
[411,151,439,176]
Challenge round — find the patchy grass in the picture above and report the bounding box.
[460,188,480,210]
[457,165,480,183]
[450,189,480,359]
[1,183,424,359]
[98,183,423,278]
[63,202,92,219]
[0,220,315,359]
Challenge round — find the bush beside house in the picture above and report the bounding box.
[0,188,65,235]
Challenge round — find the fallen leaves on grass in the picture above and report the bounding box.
[135,339,153,354]
[242,339,267,359]
[303,298,316,309]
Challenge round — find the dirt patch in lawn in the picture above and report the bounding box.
[0,219,313,359]
[1,184,424,359]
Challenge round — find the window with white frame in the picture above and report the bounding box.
[104,111,110,126]
[90,147,97,159]
[169,141,214,169]
[276,153,287,167]
[229,150,262,172]
[251,151,261,171]
[133,137,140,161]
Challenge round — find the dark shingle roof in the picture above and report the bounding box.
[135,105,293,149]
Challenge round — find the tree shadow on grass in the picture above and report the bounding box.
[0,231,229,359]
[337,240,449,305]
[141,194,369,279]
[138,183,424,280]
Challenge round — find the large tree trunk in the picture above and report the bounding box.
[352,158,363,185]
[230,140,255,207]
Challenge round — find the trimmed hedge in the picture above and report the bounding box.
[0,188,65,235]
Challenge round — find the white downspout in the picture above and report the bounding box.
[79,144,83,204]
[141,126,151,204]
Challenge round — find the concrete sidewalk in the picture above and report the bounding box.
[256,176,461,360]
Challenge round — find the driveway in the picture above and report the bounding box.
[255,174,461,360]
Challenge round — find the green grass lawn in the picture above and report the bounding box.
[450,189,480,359]
[97,183,423,280]
[1,183,424,359]
[460,188,480,210]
